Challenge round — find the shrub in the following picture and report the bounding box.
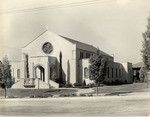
[65,83,73,88]
[8,95,15,98]
[99,84,104,87]
[34,95,40,98]
[105,81,110,85]
[17,96,23,98]
[59,84,65,88]
[69,93,77,97]
[73,82,81,87]
[87,94,93,97]
[29,95,34,98]
[82,80,86,86]
[35,94,50,98]
[87,84,91,87]
[41,95,49,98]
[111,81,114,85]
[34,95,49,98]
[48,94,53,97]
[79,94,86,97]
[103,81,106,85]
[80,86,89,88]
[59,94,69,97]
[87,83,95,88]
[55,78,61,83]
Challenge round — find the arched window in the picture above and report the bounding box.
[17,69,20,78]
[84,67,89,78]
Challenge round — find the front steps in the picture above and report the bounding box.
[11,78,59,89]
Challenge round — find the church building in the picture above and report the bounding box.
[11,29,133,89]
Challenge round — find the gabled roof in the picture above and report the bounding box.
[23,30,112,57]
[23,30,47,48]
[60,35,112,57]
[132,62,144,68]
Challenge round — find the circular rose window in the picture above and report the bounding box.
[42,42,53,54]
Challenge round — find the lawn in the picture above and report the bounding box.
[0,83,148,98]
[93,83,148,95]
[0,88,77,98]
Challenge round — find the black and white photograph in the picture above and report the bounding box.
[0,0,150,116]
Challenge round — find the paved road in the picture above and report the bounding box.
[0,92,150,117]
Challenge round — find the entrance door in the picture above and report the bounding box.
[35,66,45,82]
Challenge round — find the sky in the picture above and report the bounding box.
[0,0,150,64]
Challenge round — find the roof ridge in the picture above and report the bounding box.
[60,35,96,47]
[22,29,47,48]
[133,61,144,65]
[60,35,112,57]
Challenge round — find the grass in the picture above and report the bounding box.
[93,83,148,95]
[0,88,4,97]
[0,83,148,98]
[0,88,77,98]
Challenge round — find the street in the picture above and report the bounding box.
[0,92,150,117]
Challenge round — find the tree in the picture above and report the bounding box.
[25,54,29,78]
[0,61,4,87]
[2,55,12,88]
[89,49,107,95]
[139,67,146,82]
[59,51,63,84]
[141,13,150,70]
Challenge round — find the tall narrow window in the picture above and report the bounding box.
[119,69,121,78]
[80,52,83,59]
[112,68,113,78]
[108,68,109,78]
[86,53,90,58]
[84,67,89,78]
[116,69,117,78]
[17,69,20,78]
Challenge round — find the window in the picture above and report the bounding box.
[116,69,117,78]
[80,52,83,59]
[84,67,89,78]
[86,53,90,58]
[17,69,20,78]
[107,68,109,78]
[119,69,121,78]
[112,68,113,78]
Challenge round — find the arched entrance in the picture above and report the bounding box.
[35,65,45,82]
